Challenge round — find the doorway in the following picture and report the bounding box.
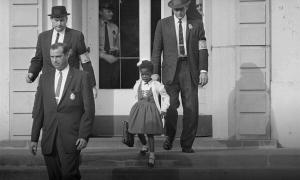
[83,0,162,136]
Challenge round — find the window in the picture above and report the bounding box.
[99,0,139,89]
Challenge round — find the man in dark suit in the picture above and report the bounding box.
[151,0,208,153]
[30,43,95,180]
[26,6,97,98]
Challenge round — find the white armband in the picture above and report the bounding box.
[199,40,207,50]
[80,53,91,64]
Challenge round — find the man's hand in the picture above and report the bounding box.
[30,141,38,155]
[76,138,88,151]
[161,111,166,128]
[160,111,167,119]
[151,74,160,81]
[101,53,118,64]
[26,73,34,83]
[93,86,98,99]
[199,72,208,87]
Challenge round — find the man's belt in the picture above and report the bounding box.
[178,57,188,61]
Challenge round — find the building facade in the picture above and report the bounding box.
[0,0,299,147]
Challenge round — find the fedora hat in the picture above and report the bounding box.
[48,6,70,18]
[168,0,191,9]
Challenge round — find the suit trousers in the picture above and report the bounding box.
[43,130,81,180]
[165,60,199,149]
[99,58,120,89]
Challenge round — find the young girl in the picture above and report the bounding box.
[128,60,170,168]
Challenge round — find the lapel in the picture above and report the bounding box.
[186,17,191,52]
[58,67,74,106]
[45,70,57,106]
[169,17,177,40]
[46,29,53,60]
[63,27,72,45]
[167,17,178,54]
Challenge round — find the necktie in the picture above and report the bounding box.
[104,22,110,52]
[55,71,63,103]
[55,32,60,44]
[178,19,185,56]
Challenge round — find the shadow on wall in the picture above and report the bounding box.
[271,109,281,147]
[227,62,274,141]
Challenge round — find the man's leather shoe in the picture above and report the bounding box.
[182,148,195,153]
[163,137,173,150]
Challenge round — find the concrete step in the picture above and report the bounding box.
[0,137,277,150]
[1,148,300,167]
[1,148,300,180]
[1,166,300,180]
[2,138,295,180]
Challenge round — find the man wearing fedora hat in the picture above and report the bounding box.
[26,6,97,98]
[151,0,208,153]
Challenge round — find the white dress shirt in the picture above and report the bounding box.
[99,19,120,52]
[51,29,66,45]
[174,15,207,73]
[173,15,187,57]
[54,65,69,103]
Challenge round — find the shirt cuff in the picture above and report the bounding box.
[200,70,207,73]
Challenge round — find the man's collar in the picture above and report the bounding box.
[53,28,66,35]
[100,19,110,25]
[56,64,69,74]
[173,15,187,23]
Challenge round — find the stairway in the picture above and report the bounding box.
[1,137,300,180]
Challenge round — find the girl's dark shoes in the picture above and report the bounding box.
[147,156,155,168]
[140,149,148,156]
[140,145,149,156]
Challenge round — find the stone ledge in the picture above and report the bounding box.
[0,137,277,150]
[1,166,300,180]
[1,148,300,168]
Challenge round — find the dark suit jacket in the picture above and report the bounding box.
[31,67,95,155]
[29,27,96,86]
[151,16,208,85]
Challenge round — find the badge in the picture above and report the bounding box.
[70,92,75,100]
